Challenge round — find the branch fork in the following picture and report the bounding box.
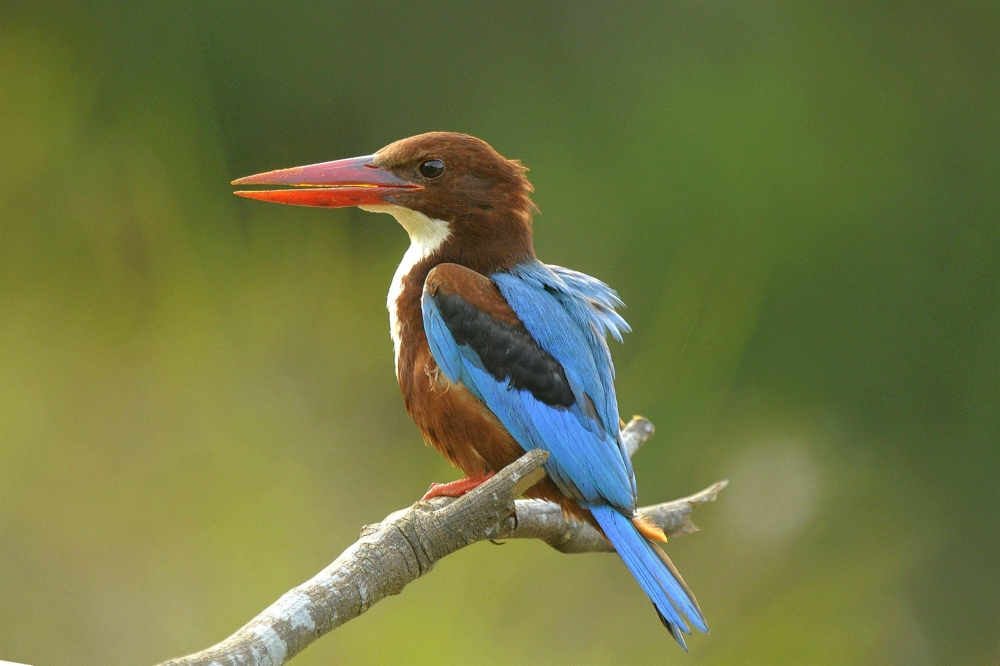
[159,418,726,666]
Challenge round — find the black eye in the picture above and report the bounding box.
[418,159,445,179]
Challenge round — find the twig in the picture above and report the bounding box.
[157,418,725,666]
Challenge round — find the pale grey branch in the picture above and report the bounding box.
[157,417,724,666]
[621,415,656,457]
[499,478,729,554]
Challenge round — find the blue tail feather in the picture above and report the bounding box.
[590,504,708,646]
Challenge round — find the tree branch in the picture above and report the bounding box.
[157,418,725,666]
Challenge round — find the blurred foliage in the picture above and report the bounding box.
[1,2,998,665]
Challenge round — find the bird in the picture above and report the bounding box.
[232,132,708,647]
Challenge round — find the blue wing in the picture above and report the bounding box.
[421,261,634,509]
[494,262,631,440]
[421,261,708,642]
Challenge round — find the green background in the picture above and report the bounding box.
[1,3,998,665]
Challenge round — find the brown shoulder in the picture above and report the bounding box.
[424,263,521,326]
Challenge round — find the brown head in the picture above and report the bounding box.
[233,132,537,273]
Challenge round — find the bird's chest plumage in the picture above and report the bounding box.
[389,254,525,477]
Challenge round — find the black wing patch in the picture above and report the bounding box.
[431,291,576,408]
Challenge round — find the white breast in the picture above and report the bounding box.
[359,204,451,375]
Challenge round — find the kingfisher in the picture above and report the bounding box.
[232,132,708,647]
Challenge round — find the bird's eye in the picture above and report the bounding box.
[418,159,445,179]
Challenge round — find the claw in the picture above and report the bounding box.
[420,473,495,501]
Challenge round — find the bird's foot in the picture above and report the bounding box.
[421,473,495,501]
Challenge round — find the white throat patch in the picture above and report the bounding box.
[359,204,451,374]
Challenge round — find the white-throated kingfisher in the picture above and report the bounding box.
[233,132,707,647]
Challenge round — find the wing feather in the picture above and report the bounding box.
[422,262,634,510]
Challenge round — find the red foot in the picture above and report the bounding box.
[421,473,495,501]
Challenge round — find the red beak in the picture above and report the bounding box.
[232,155,421,208]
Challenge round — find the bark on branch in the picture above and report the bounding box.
[157,418,726,666]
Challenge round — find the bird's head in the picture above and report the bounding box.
[233,132,537,271]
